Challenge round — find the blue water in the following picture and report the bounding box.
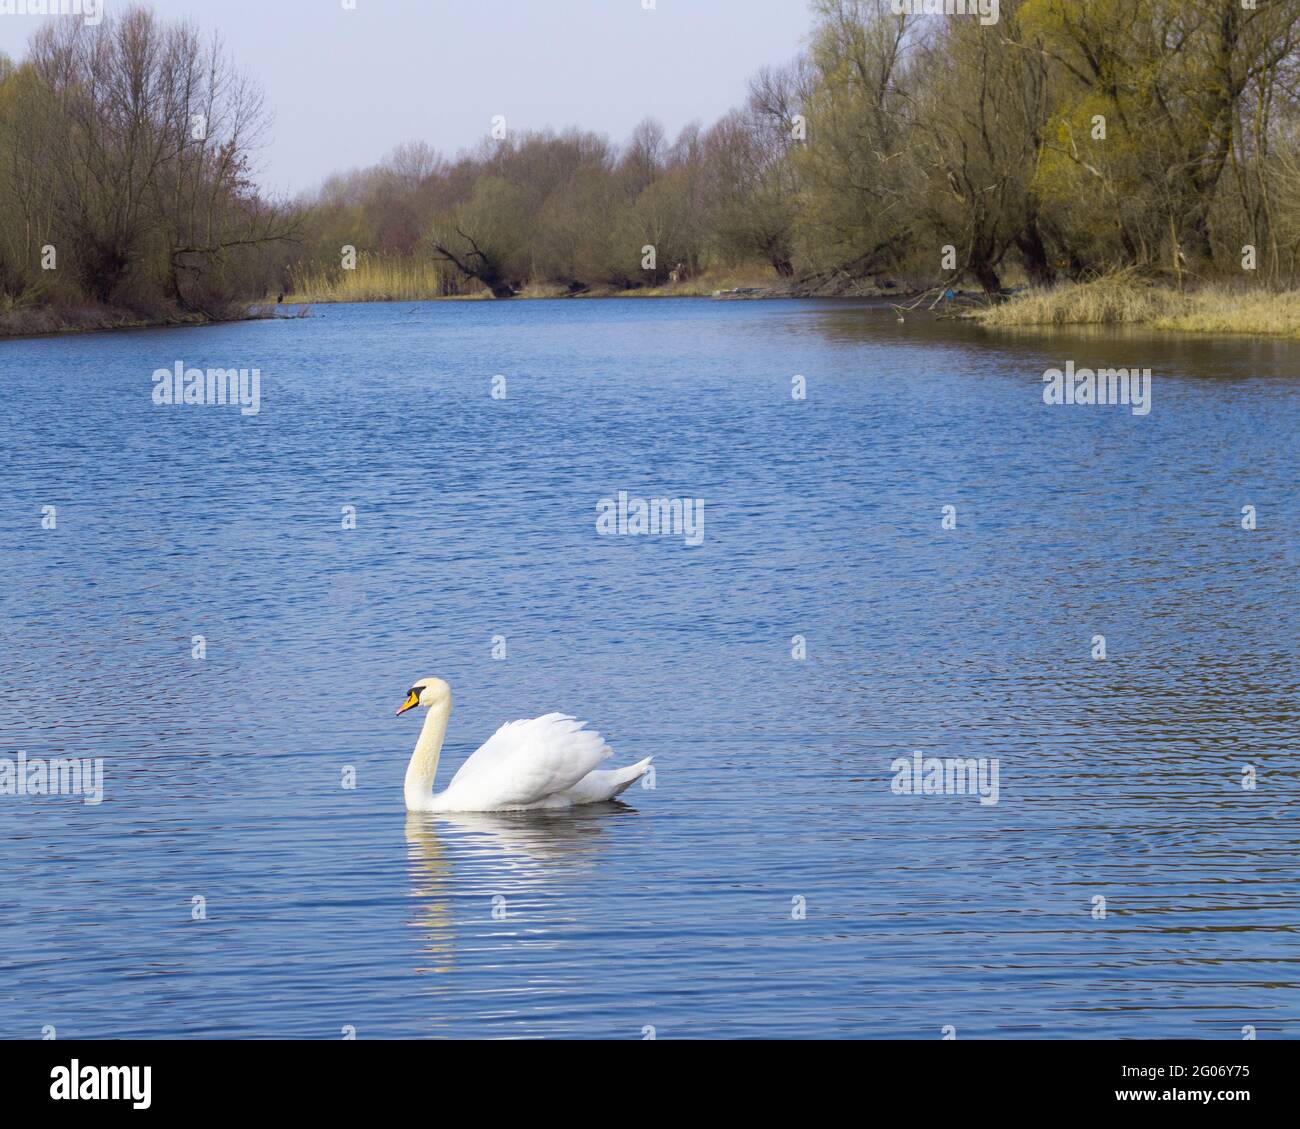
[1,298,1297,1039]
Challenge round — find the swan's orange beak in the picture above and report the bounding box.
[396,690,420,716]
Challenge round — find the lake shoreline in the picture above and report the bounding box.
[1,282,923,341]
[279,268,924,306]
[962,275,1300,340]
[0,302,289,342]
[278,275,1300,341]
[9,279,1300,342]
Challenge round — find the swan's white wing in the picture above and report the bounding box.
[444,713,611,809]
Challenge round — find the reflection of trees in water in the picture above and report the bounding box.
[403,805,633,976]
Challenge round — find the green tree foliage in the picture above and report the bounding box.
[6,2,1300,308]
[0,5,295,318]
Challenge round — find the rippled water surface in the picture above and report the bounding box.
[1,299,1297,1038]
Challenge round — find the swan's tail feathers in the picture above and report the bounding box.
[566,756,654,805]
[608,756,654,799]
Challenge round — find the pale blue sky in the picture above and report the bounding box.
[0,0,815,196]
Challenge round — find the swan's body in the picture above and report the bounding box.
[398,678,652,813]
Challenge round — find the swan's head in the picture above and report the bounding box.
[396,677,451,717]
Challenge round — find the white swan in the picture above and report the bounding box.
[397,678,653,812]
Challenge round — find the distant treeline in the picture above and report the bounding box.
[3,1,1300,321]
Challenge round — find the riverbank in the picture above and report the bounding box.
[282,265,787,304]
[0,301,288,341]
[280,260,919,305]
[11,275,1300,342]
[965,276,1300,339]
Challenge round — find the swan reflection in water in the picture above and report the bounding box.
[403,804,635,974]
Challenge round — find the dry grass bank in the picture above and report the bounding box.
[970,274,1300,339]
[516,271,774,299]
[281,261,779,304]
[602,267,778,298]
[284,258,469,304]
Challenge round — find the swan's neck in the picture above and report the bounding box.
[405,699,451,810]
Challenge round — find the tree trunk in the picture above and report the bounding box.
[1015,218,1056,287]
[972,262,1002,296]
[432,240,517,298]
